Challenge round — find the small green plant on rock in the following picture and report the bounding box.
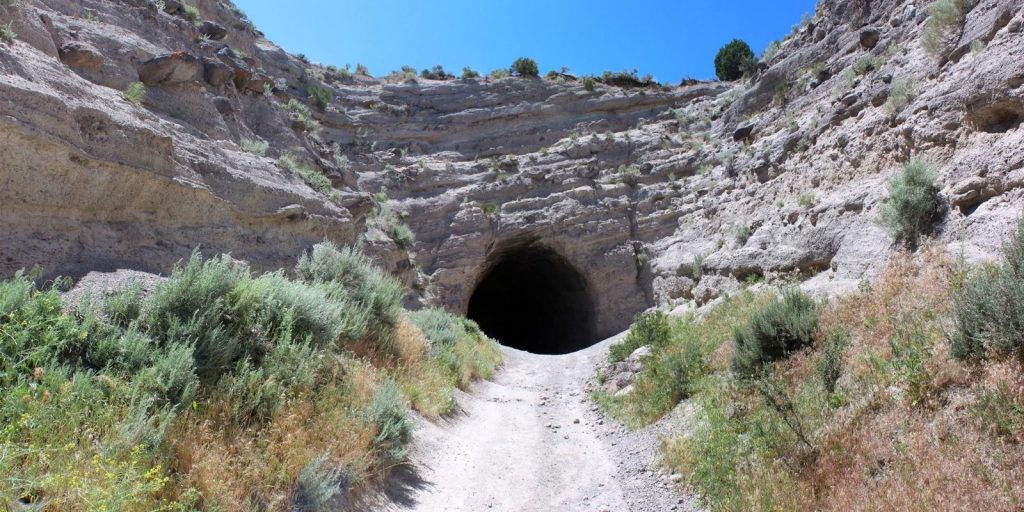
[307,85,333,110]
[123,82,146,106]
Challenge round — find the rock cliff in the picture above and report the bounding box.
[2,0,1022,341]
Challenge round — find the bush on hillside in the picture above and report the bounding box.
[876,159,946,247]
[511,57,539,78]
[714,39,755,81]
[367,379,414,464]
[295,241,405,347]
[409,308,500,385]
[609,310,671,363]
[731,289,820,376]
[461,66,480,79]
[307,85,333,110]
[950,217,1024,361]
[921,0,978,57]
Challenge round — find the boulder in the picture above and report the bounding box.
[202,57,233,87]
[58,41,104,71]
[138,52,202,85]
[198,20,228,40]
[733,123,754,142]
[859,27,881,49]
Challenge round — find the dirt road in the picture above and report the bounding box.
[379,333,695,512]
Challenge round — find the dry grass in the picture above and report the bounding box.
[664,246,1024,511]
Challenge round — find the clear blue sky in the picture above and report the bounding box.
[234,0,817,82]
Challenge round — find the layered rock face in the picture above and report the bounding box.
[1,0,1023,343]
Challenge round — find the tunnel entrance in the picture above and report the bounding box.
[467,244,597,355]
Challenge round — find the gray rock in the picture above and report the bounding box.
[138,52,202,85]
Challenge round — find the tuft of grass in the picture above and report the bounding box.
[123,82,146,106]
[582,75,596,91]
[883,78,916,116]
[287,98,320,132]
[240,138,269,156]
[279,153,333,195]
[0,21,15,43]
[461,66,480,79]
[876,159,946,248]
[369,194,415,249]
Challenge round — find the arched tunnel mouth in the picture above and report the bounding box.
[466,244,597,355]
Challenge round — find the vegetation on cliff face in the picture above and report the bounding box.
[0,243,500,510]
[603,220,1024,510]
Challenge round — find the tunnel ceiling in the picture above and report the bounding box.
[466,244,597,355]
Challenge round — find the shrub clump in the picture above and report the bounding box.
[921,0,978,57]
[609,310,671,363]
[409,308,501,386]
[714,39,755,81]
[295,241,405,347]
[950,218,1024,361]
[511,57,539,78]
[307,85,333,110]
[731,289,820,376]
[461,66,480,79]
[876,159,946,247]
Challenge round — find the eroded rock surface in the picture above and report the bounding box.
[1,0,1023,340]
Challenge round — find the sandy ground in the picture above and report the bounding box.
[374,333,697,512]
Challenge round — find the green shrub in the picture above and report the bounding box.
[123,82,146,106]
[876,159,945,247]
[851,55,879,75]
[921,0,978,56]
[420,65,453,80]
[582,75,595,92]
[511,57,539,77]
[133,342,199,407]
[286,98,320,132]
[714,39,755,81]
[366,380,414,464]
[735,223,753,245]
[950,218,1024,360]
[355,63,370,76]
[307,85,333,110]
[295,241,404,346]
[609,310,671,362]
[293,456,353,512]
[409,308,499,383]
[461,66,480,79]
[817,328,848,394]
[731,289,820,376]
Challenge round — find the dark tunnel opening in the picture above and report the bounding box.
[466,244,597,355]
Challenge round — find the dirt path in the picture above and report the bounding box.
[375,333,697,512]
